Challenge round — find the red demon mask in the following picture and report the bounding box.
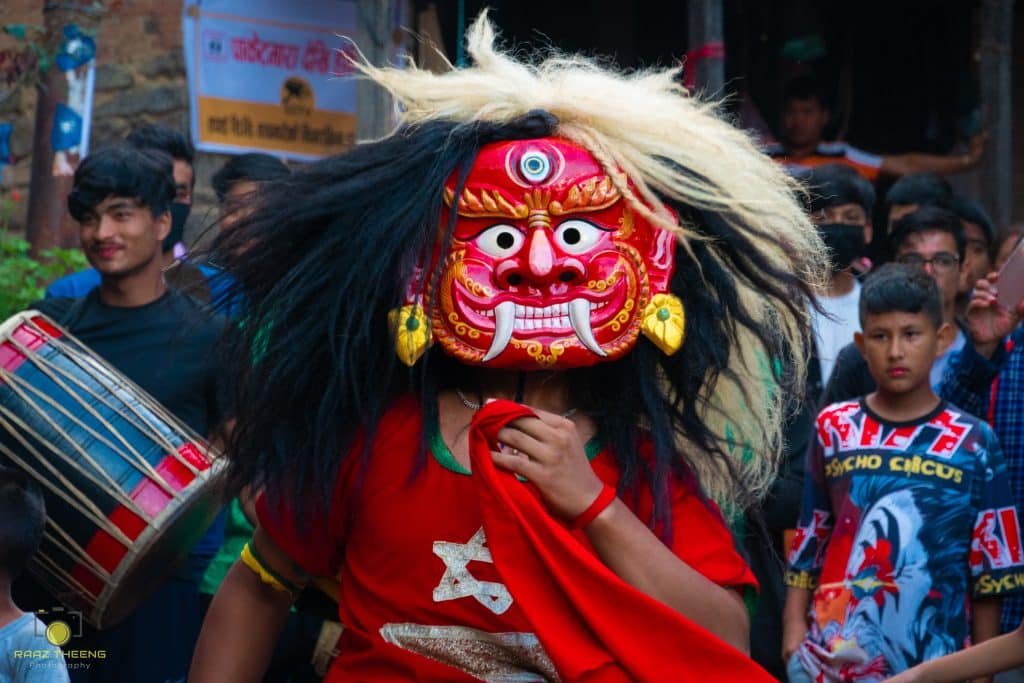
[423,138,677,369]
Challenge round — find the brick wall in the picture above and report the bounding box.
[0,0,225,240]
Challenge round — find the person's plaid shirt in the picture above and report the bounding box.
[941,325,1024,633]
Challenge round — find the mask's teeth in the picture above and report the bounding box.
[482,300,516,362]
[568,298,606,357]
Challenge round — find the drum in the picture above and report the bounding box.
[0,311,223,628]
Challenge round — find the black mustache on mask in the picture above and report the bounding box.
[817,223,865,273]
[163,202,191,253]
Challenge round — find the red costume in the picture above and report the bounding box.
[258,398,762,680]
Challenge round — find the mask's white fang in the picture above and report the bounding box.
[482,300,516,362]
[568,298,606,357]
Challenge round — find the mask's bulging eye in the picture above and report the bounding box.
[554,219,607,254]
[476,224,525,258]
[519,150,552,183]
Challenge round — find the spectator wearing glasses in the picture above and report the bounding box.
[820,206,967,405]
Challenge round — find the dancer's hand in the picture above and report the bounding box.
[492,408,605,521]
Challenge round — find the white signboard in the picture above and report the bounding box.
[183,0,361,160]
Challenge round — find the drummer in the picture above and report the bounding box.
[19,144,227,682]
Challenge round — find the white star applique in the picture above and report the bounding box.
[432,527,513,615]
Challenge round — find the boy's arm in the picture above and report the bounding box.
[190,525,310,681]
[888,622,1024,683]
[969,598,1002,683]
[781,587,812,661]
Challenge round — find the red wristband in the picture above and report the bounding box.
[569,484,616,530]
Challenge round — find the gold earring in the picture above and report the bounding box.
[641,293,685,356]
[389,303,432,366]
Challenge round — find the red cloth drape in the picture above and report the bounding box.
[469,399,774,682]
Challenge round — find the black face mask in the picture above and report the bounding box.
[817,223,865,273]
[163,202,190,253]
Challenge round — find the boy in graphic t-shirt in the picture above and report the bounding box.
[782,264,1024,682]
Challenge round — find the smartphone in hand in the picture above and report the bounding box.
[997,237,1024,309]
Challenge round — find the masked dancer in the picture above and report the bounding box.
[192,14,826,681]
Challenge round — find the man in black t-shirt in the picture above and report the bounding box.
[18,145,225,682]
[32,292,222,436]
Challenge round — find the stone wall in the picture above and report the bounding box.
[0,0,226,239]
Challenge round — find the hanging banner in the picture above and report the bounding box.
[182,0,361,161]
[52,24,96,176]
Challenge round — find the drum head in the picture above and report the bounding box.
[92,469,224,629]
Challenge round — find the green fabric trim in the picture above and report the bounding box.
[200,499,254,595]
[728,510,745,541]
[725,516,759,620]
[235,314,273,366]
[252,323,270,364]
[429,424,470,474]
[428,419,603,476]
[743,585,759,621]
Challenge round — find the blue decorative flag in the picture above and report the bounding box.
[51,104,83,151]
[0,123,11,167]
[55,24,96,71]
